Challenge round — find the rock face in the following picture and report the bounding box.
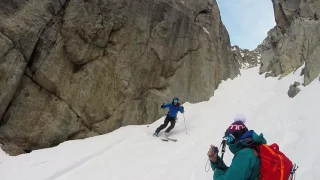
[0,0,239,154]
[259,0,320,85]
[231,45,261,69]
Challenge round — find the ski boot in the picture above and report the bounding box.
[153,132,159,137]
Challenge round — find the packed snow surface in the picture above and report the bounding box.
[0,67,319,180]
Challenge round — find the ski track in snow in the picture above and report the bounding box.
[0,66,319,180]
[45,140,123,180]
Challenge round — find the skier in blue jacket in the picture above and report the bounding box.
[153,97,184,137]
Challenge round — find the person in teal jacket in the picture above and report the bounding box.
[207,114,267,180]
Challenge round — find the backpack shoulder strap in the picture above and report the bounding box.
[246,145,260,156]
[253,148,258,156]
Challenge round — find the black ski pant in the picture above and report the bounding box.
[155,116,176,134]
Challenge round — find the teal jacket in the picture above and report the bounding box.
[210,130,267,180]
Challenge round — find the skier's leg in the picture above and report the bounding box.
[165,117,176,133]
[155,117,170,134]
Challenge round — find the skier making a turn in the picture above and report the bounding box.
[153,97,184,137]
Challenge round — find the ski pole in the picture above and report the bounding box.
[183,113,188,134]
[220,138,227,160]
[289,163,299,180]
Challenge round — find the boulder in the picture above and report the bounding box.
[288,82,301,98]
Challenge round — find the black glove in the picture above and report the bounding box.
[181,106,184,112]
[160,103,165,109]
[216,156,228,171]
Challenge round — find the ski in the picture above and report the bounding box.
[161,137,178,142]
[152,133,177,142]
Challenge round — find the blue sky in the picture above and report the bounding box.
[216,0,276,50]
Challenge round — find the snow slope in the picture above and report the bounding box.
[0,67,319,180]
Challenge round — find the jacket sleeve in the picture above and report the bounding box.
[212,152,254,180]
[179,106,184,113]
[161,103,171,108]
[210,156,229,172]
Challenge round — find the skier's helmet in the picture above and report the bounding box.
[173,97,179,103]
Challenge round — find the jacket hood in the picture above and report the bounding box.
[228,130,267,154]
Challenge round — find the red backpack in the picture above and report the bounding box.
[252,143,295,180]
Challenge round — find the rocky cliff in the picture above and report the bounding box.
[0,0,239,155]
[259,0,320,84]
[232,45,261,69]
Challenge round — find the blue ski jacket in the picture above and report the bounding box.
[161,103,184,118]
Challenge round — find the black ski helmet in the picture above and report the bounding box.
[173,97,179,103]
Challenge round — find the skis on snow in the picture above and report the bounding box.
[161,137,178,142]
[153,133,178,142]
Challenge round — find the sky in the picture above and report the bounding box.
[216,0,276,50]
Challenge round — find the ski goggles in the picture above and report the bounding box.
[223,134,235,144]
[173,99,179,103]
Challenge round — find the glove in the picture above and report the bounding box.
[160,103,165,109]
[216,157,228,171]
[181,106,184,112]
